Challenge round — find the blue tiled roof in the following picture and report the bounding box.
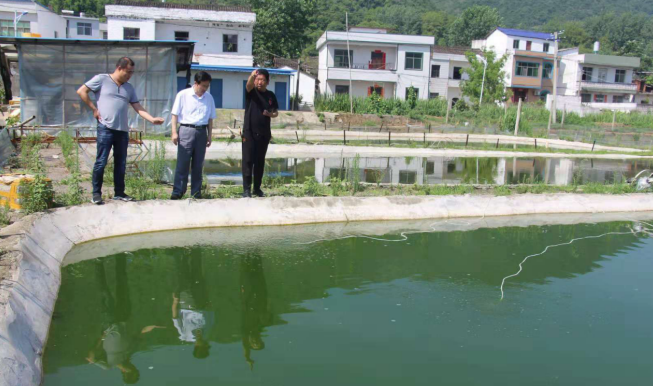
[497,28,554,41]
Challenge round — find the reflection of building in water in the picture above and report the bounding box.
[204,158,315,185]
[574,159,632,185]
[316,157,425,185]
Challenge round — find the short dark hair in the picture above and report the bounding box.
[116,57,135,69]
[256,69,270,82]
[194,71,212,84]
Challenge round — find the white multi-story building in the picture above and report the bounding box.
[316,27,434,100]
[473,28,556,103]
[557,47,640,113]
[105,0,293,110]
[429,46,479,104]
[0,0,66,38]
[61,11,106,39]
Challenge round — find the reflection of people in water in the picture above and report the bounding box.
[240,252,272,370]
[172,251,214,359]
[86,256,164,384]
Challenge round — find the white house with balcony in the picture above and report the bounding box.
[556,47,640,114]
[473,28,556,103]
[316,27,434,100]
[430,46,479,104]
[0,0,66,38]
[105,1,293,110]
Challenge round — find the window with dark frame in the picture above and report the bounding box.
[1,21,30,36]
[335,85,349,95]
[77,22,92,36]
[102,31,107,39]
[431,64,440,78]
[513,40,520,49]
[405,52,423,70]
[613,95,624,103]
[334,49,353,68]
[582,67,593,81]
[405,87,419,99]
[615,69,626,83]
[542,62,553,79]
[594,94,606,103]
[223,34,238,52]
[543,43,550,52]
[175,31,189,41]
[515,62,539,77]
[429,93,439,99]
[453,67,463,80]
[123,27,140,40]
[581,93,592,103]
[526,41,532,50]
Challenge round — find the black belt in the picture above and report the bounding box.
[181,124,208,129]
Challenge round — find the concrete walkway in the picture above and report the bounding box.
[2,194,653,386]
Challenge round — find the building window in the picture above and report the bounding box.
[598,68,608,82]
[613,95,624,103]
[77,22,92,36]
[543,43,550,52]
[453,67,463,80]
[54,31,58,38]
[368,85,383,97]
[335,85,349,95]
[0,20,30,36]
[405,52,423,70]
[223,34,238,52]
[123,27,140,40]
[334,49,353,68]
[405,87,419,99]
[582,67,593,81]
[513,39,520,49]
[615,69,626,83]
[102,31,107,40]
[581,93,591,103]
[515,61,539,77]
[542,62,553,79]
[175,31,189,41]
[526,41,532,51]
[429,93,439,99]
[399,171,417,184]
[594,94,606,103]
[431,64,440,78]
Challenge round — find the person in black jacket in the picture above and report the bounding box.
[242,69,278,198]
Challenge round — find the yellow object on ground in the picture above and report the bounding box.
[0,174,52,210]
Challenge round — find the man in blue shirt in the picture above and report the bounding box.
[170,71,216,199]
[78,57,164,204]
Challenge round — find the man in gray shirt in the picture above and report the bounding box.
[77,57,164,204]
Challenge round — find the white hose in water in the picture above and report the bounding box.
[499,222,653,300]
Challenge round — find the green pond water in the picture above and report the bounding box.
[43,220,653,385]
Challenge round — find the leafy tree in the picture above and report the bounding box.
[250,0,317,65]
[460,49,509,105]
[422,11,452,46]
[447,6,502,46]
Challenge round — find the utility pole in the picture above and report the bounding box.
[552,31,561,123]
[294,59,301,111]
[479,56,488,106]
[346,12,353,114]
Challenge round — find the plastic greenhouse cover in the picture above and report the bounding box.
[18,44,176,134]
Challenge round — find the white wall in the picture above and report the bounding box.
[107,18,155,40]
[325,43,398,69]
[325,80,396,99]
[318,44,328,95]
[35,9,66,38]
[155,22,253,58]
[287,69,316,106]
[186,70,291,110]
[65,18,101,39]
[397,45,430,100]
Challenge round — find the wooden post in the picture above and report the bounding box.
[591,140,596,151]
[348,122,350,131]
[324,121,327,130]
[535,138,537,149]
[295,131,300,142]
[379,122,383,132]
[388,131,391,146]
[294,59,301,111]
[343,130,346,145]
[423,132,426,143]
[465,134,469,147]
[514,98,522,136]
[445,100,451,124]
[428,123,431,133]
[496,138,500,149]
[612,110,616,131]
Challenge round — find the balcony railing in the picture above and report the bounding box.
[330,62,396,71]
[580,81,637,93]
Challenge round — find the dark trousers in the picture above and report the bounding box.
[242,137,269,191]
[93,123,129,196]
[172,125,207,198]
